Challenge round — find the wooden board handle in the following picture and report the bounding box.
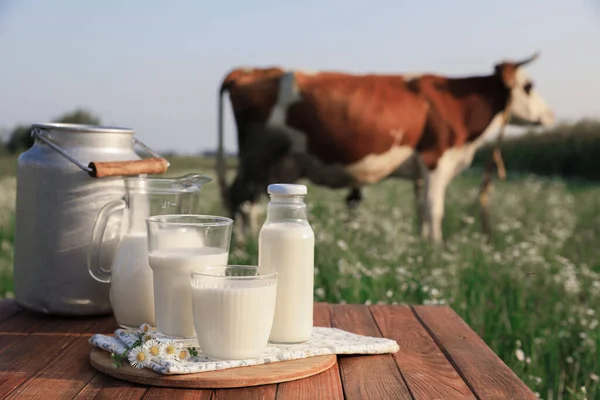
[88,158,169,178]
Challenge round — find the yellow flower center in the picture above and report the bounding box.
[136,352,146,362]
[179,350,187,359]
[166,346,175,355]
[143,326,149,332]
[149,346,159,356]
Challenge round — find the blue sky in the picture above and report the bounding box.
[1,0,599,154]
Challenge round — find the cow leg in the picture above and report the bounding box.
[229,175,262,246]
[345,187,362,209]
[424,168,452,243]
[229,124,291,245]
[411,156,431,240]
[413,177,426,236]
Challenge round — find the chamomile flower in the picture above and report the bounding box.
[159,340,182,359]
[177,348,191,362]
[141,332,156,342]
[128,347,151,369]
[139,323,153,333]
[143,339,161,357]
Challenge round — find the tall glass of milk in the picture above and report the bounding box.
[258,184,315,343]
[146,214,232,342]
[191,265,278,360]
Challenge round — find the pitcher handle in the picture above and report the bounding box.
[87,198,127,283]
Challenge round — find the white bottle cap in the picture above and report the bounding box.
[267,183,307,196]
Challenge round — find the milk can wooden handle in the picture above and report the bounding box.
[32,128,170,178]
[88,158,169,178]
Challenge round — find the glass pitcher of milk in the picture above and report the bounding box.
[87,173,211,329]
[258,183,315,343]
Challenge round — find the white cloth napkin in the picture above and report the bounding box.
[89,324,399,375]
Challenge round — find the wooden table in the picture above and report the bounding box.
[0,299,536,399]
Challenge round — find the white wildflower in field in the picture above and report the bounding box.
[529,375,543,385]
[515,349,525,362]
[0,177,16,228]
[336,240,348,251]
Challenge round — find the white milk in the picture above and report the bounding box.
[148,247,229,338]
[258,222,315,343]
[109,234,155,329]
[192,280,277,360]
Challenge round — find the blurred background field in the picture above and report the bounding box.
[1,118,600,398]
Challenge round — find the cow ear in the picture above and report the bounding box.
[494,62,516,89]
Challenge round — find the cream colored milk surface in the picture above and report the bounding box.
[148,247,229,338]
[109,234,155,329]
[259,221,315,343]
[192,280,277,360]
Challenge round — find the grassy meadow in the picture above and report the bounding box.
[0,153,599,399]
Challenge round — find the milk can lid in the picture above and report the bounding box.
[267,184,307,196]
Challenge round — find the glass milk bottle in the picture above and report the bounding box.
[258,184,315,343]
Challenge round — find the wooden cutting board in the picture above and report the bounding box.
[89,347,337,389]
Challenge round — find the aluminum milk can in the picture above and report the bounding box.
[13,123,169,316]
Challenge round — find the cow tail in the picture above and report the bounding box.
[216,80,231,214]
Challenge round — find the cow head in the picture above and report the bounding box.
[494,52,555,127]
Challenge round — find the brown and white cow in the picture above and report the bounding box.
[216,53,554,243]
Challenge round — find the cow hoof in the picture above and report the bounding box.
[346,199,361,210]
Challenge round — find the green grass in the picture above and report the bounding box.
[0,154,599,399]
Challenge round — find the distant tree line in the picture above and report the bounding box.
[1,108,100,155]
[471,118,600,181]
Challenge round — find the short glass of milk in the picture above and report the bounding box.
[190,265,278,361]
[146,214,233,342]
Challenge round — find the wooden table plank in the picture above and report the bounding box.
[83,315,120,336]
[213,385,276,400]
[331,304,412,400]
[4,337,101,400]
[143,387,212,400]
[0,310,49,334]
[0,333,79,398]
[0,336,24,358]
[275,302,344,400]
[0,309,103,398]
[370,305,475,399]
[412,305,536,400]
[73,373,147,400]
[4,316,117,400]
